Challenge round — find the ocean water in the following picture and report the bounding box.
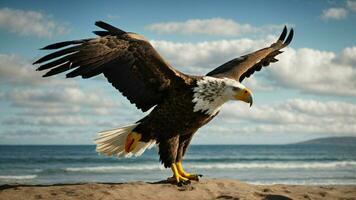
[0,144,355,185]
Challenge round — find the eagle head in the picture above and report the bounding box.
[192,77,254,115]
[225,81,253,107]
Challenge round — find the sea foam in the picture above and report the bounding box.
[62,161,356,173]
[0,175,37,180]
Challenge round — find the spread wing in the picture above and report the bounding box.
[206,26,294,82]
[34,21,190,112]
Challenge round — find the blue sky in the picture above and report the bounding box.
[0,0,355,144]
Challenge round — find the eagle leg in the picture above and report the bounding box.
[169,163,191,186]
[176,162,202,181]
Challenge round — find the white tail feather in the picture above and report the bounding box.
[94,123,155,158]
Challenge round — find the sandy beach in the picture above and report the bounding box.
[1,179,355,200]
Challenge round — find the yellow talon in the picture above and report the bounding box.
[170,163,190,184]
[125,132,141,153]
[176,162,201,181]
[176,162,191,177]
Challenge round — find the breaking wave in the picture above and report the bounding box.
[65,165,165,172]
[0,175,37,180]
[63,161,356,173]
[187,161,356,170]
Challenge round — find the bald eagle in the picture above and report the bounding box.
[34,21,293,185]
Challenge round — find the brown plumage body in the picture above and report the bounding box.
[134,78,217,167]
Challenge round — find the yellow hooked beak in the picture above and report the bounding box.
[234,88,253,107]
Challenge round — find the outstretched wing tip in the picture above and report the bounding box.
[42,73,50,78]
[39,43,62,50]
[283,25,287,33]
[278,26,288,41]
[94,21,126,35]
[284,28,294,46]
[277,26,294,46]
[94,20,106,27]
[207,25,295,82]
[40,45,53,50]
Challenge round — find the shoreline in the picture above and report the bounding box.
[1,179,355,200]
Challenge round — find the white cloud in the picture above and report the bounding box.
[219,99,356,135]
[0,54,74,87]
[146,18,286,36]
[337,46,356,65]
[152,38,356,96]
[269,47,356,96]
[0,86,123,129]
[0,53,120,116]
[242,78,274,91]
[150,37,274,74]
[2,116,125,128]
[1,129,60,137]
[4,88,116,108]
[2,116,91,127]
[321,8,348,20]
[0,7,69,38]
[347,0,356,12]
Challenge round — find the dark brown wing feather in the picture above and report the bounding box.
[34,21,190,112]
[206,26,294,82]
